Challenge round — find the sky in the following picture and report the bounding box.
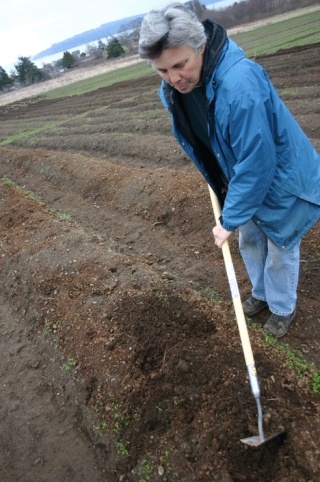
[0,0,168,71]
[1,0,236,72]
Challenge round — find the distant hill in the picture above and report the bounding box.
[33,0,217,60]
[33,15,142,60]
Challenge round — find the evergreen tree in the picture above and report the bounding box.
[62,51,76,69]
[14,57,45,85]
[106,37,125,59]
[0,66,14,90]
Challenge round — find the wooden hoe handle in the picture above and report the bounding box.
[208,185,260,398]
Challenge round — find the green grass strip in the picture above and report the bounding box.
[0,121,57,146]
[45,61,155,100]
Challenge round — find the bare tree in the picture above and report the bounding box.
[191,0,206,20]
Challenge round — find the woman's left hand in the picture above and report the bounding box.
[212,219,233,248]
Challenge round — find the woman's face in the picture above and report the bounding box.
[152,44,205,94]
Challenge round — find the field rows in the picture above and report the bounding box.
[231,9,320,56]
[0,38,319,482]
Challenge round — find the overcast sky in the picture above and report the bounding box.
[0,0,168,71]
[1,0,235,72]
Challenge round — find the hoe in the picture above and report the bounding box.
[209,185,286,448]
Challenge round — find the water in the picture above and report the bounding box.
[33,41,100,68]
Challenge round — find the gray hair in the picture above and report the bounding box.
[138,2,207,60]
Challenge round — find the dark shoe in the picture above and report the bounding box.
[264,310,296,338]
[242,296,268,316]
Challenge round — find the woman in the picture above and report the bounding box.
[138,2,320,337]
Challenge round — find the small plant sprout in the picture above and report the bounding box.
[0,322,13,335]
[265,335,320,392]
[116,439,130,456]
[162,450,169,463]
[312,371,320,393]
[62,358,76,371]
[2,177,39,201]
[45,325,53,336]
[156,291,169,305]
[2,177,17,187]
[58,212,71,221]
[139,456,154,482]
[202,287,224,303]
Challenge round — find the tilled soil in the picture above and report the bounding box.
[0,43,319,481]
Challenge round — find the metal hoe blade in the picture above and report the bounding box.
[241,431,286,448]
[240,396,286,448]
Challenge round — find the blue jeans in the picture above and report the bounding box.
[238,220,300,316]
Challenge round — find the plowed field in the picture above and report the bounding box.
[0,43,319,481]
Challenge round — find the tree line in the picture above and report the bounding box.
[193,0,319,28]
[0,37,126,92]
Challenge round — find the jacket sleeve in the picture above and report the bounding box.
[218,86,278,232]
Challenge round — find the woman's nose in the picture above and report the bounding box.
[167,70,181,85]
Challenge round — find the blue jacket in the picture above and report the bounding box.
[159,37,320,248]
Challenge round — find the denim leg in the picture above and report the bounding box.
[239,220,300,315]
[264,238,300,315]
[239,220,267,301]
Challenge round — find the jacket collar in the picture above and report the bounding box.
[202,19,227,83]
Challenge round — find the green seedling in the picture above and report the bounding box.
[45,325,53,336]
[2,177,71,221]
[116,439,130,456]
[2,177,17,187]
[101,420,108,430]
[280,88,299,97]
[247,320,261,329]
[58,212,71,221]
[93,419,109,434]
[48,207,72,221]
[108,402,133,434]
[2,177,39,201]
[265,334,320,393]
[61,358,76,371]
[312,371,320,393]
[0,322,14,335]
[24,190,38,201]
[313,250,320,263]
[162,450,169,463]
[45,320,61,336]
[202,287,224,303]
[155,290,170,308]
[139,456,154,482]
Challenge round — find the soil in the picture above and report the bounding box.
[0,43,319,482]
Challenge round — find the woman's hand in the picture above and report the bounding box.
[212,219,232,248]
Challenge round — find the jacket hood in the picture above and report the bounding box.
[201,19,227,82]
